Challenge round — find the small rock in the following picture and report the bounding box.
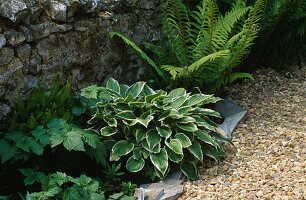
[17,44,31,66]
[56,24,73,32]
[46,0,67,22]
[0,0,29,22]
[0,47,14,66]
[30,22,59,40]
[0,57,23,84]
[0,103,11,120]
[20,26,34,42]
[74,20,96,32]
[0,34,6,49]
[4,31,26,46]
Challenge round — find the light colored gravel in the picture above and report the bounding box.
[179,67,305,200]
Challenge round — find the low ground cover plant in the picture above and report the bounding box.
[0,77,232,198]
[80,78,233,180]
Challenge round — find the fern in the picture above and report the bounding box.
[109,32,168,85]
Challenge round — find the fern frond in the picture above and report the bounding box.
[161,65,183,80]
[229,72,254,83]
[109,31,168,84]
[162,0,192,66]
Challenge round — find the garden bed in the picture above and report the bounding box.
[179,67,305,199]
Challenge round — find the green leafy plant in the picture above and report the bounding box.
[20,170,105,200]
[80,78,233,180]
[0,118,106,165]
[110,0,265,93]
[246,0,306,70]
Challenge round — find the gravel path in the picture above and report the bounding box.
[179,67,305,200]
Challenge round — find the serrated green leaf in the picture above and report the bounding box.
[16,136,30,152]
[63,188,82,200]
[126,156,145,172]
[50,132,65,148]
[81,85,101,99]
[135,129,146,143]
[180,161,197,180]
[72,107,86,116]
[83,132,100,149]
[156,126,172,139]
[176,123,198,132]
[106,78,120,93]
[159,109,182,121]
[174,133,192,148]
[52,172,67,186]
[19,169,46,186]
[63,131,85,151]
[150,148,168,175]
[165,139,183,155]
[165,146,183,163]
[31,126,50,146]
[188,139,203,163]
[27,137,44,155]
[146,129,161,149]
[100,127,117,137]
[125,81,145,98]
[111,140,134,157]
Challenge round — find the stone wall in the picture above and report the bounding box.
[0,0,163,119]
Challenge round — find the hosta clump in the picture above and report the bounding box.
[81,78,233,180]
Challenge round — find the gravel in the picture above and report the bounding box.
[178,67,305,200]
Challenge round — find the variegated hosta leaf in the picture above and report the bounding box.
[202,143,222,163]
[187,139,203,163]
[150,148,168,176]
[106,78,120,94]
[124,93,135,103]
[100,127,117,136]
[119,84,129,98]
[208,131,234,146]
[177,116,196,124]
[126,156,145,173]
[176,123,198,132]
[165,139,183,155]
[191,108,221,118]
[146,130,161,149]
[145,90,164,104]
[115,111,136,120]
[183,131,194,142]
[156,126,172,139]
[142,84,156,96]
[174,133,192,148]
[125,81,146,98]
[195,130,219,149]
[168,88,186,97]
[183,94,221,107]
[136,110,154,128]
[135,129,146,143]
[159,109,182,121]
[142,139,161,153]
[111,140,134,158]
[165,146,183,163]
[178,106,192,114]
[180,161,197,180]
[112,103,131,111]
[193,116,216,131]
[103,117,117,127]
[163,95,188,110]
[133,147,147,159]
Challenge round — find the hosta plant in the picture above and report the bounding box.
[81,78,233,180]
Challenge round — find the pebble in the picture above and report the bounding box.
[178,67,305,200]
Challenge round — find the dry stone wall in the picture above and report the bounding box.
[0,0,163,119]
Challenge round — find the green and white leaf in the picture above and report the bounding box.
[146,129,161,149]
[100,127,117,137]
[126,156,145,172]
[150,148,168,175]
[165,139,183,155]
[156,126,172,139]
[180,161,197,180]
[176,123,198,132]
[187,139,203,163]
[165,146,183,163]
[174,133,192,148]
